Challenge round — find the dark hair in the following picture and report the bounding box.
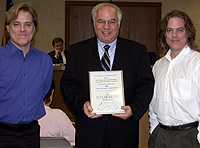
[159,10,198,56]
[52,37,64,47]
[43,80,55,104]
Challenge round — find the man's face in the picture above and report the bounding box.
[93,5,120,44]
[6,10,35,50]
[54,41,63,53]
[165,17,188,53]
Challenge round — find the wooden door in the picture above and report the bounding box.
[65,2,161,53]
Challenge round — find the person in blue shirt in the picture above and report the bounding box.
[0,2,53,148]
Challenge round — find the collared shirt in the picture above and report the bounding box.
[97,38,117,70]
[60,51,67,64]
[38,105,75,146]
[149,45,200,141]
[0,41,53,124]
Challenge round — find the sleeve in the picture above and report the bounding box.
[44,56,53,96]
[52,56,60,64]
[192,61,200,143]
[197,118,200,143]
[130,45,155,120]
[60,46,88,115]
[58,110,76,146]
[48,51,60,64]
[149,65,159,134]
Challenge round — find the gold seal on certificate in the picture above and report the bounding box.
[89,70,125,114]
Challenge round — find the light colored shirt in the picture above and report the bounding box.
[0,41,53,124]
[97,38,117,70]
[61,51,67,64]
[149,45,200,142]
[38,106,75,146]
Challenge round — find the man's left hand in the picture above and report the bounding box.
[112,105,133,120]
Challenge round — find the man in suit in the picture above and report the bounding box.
[48,37,68,64]
[60,3,154,148]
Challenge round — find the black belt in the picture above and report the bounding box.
[0,120,37,131]
[159,121,198,131]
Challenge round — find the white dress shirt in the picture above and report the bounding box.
[149,45,200,142]
[38,106,75,146]
[61,51,67,64]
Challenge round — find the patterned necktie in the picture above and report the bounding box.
[101,45,110,71]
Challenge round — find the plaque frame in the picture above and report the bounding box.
[89,70,125,114]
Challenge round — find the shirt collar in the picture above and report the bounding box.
[44,105,51,110]
[97,38,117,52]
[5,40,36,55]
[60,50,64,56]
[165,45,191,61]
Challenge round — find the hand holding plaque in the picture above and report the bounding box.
[89,71,125,114]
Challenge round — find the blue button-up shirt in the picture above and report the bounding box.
[0,41,53,124]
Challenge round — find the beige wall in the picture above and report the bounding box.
[0,0,200,53]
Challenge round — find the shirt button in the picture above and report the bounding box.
[24,88,26,90]
[23,103,26,105]
[22,117,24,119]
[24,73,26,76]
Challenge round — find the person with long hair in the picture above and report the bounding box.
[149,10,200,148]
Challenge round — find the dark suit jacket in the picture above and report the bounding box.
[60,36,154,148]
[48,50,68,64]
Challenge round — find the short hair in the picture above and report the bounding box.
[5,2,38,40]
[52,37,64,47]
[159,10,198,56]
[43,80,55,105]
[5,2,38,27]
[92,3,122,24]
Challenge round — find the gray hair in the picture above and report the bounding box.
[92,3,122,24]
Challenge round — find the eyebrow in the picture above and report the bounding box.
[12,21,32,24]
[166,27,185,29]
[97,18,117,21]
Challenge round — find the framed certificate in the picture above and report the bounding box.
[89,70,125,114]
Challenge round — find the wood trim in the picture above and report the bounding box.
[65,1,161,53]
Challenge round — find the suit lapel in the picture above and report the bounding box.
[88,37,103,71]
[112,37,127,70]
[87,36,127,71]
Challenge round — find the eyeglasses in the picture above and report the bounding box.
[96,19,118,26]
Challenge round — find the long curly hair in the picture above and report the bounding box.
[158,10,198,57]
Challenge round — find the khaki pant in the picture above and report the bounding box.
[148,125,200,148]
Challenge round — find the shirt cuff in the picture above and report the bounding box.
[197,119,200,143]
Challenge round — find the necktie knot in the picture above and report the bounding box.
[104,45,110,52]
